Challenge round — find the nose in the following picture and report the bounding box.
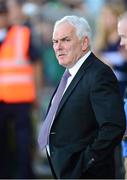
[120,39,124,46]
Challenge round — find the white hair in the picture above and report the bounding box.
[53,15,92,47]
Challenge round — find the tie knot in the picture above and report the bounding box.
[62,70,71,80]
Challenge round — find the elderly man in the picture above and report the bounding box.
[38,15,126,179]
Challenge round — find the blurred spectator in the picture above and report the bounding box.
[94,2,127,97]
[0,0,43,178]
[93,2,127,178]
[117,11,127,179]
[122,88,127,179]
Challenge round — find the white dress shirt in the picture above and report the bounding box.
[65,51,91,92]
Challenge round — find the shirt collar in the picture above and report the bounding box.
[68,51,91,77]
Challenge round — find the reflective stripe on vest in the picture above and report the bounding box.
[0,25,36,103]
[0,74,33,83]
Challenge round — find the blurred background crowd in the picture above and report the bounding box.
[0,0,127,179]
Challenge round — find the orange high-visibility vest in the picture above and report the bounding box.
[0,25,36,103]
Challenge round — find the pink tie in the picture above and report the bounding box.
[38,70,71,150]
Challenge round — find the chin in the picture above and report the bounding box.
[58,59,65,65]
[59,62,68,68]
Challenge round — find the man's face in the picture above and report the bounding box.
[118,19,127,50]
[52,22,88,68]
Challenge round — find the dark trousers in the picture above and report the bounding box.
[0,102,34,179]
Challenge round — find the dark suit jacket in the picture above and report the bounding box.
[48,53,126,179]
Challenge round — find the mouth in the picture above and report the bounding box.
[58,54,66,57]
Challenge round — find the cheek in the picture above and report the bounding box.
[68,49,76,59]
[66,43,81,60]
[123,39,127,44]
[66,46,73,57]
[68,49,79,63]
[121,38,125,45]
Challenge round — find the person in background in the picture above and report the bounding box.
[118,11,127,179]
[118,12,127,51]
[6,0,43,108]
[94,3,127,178]
[0,1,42,178]
[94,2,127,97]
[38,15,125,179]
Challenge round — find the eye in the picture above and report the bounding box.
[64,38,70,42]
[52,40,58,45]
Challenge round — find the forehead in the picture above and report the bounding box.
[53,22,76,39]
[118,22,127,38]
[118,19,127,31]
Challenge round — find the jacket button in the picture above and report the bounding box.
[50,132,56,135]
[51,151,54,156]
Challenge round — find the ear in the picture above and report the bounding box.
[81,37,89,51]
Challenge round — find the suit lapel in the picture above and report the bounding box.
[55,53,95,118]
